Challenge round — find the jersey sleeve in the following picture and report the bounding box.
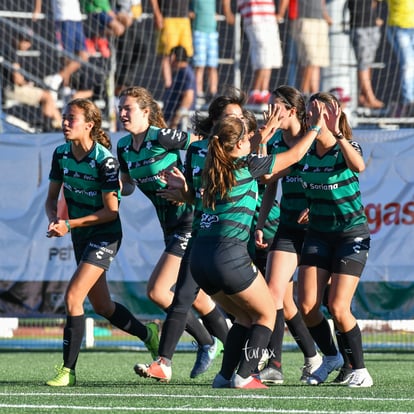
[158,128,191,150]
[99,156,121,192]
[116,144,129,174]
[48,148,63,182]
[350,140,363,156]
[247,154,276,179]
[184,145,195,191]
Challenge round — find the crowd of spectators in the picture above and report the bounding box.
[1,0,414,132]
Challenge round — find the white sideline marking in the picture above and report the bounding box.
[1,392,414,402]
[0,406,412,414]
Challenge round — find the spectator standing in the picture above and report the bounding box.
[189,0,219,104]
[277,0,300,87]
[386,0,414,116]
[2,31,62,131]
[162,46,196,129]
[223,0,283,104]
[149,0,193,88]
[291,0,332,96]
[114,0,147,96]
[348,0,385,109]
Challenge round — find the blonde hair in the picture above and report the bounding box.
[202,117,246,210]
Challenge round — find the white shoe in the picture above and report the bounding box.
[348,368,373,388]
[300,353,323,382]
[307,352,344,385]
[44,74,62,91]
[332,367,354,385]
[44,74,63,102]
[230,373,268,389]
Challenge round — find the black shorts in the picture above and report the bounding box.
[300,225,370,277]
[270,225,306,254]
[73,237,121,271]
[190,239,259,296]
[164,230,192,258]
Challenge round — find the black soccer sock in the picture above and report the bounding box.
[335,328,352,369]
[342,324,365,369]
[63,314,85,370]
[158,309,189,360]
[200,306,229,344]
[308,318,338,356]
[286,311,318,358]
[220,323,249,380]
[184,309,213,346]
[267,308,284,368]
[237,324,273,378]
[107,302,148,341]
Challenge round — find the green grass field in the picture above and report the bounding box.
[0,350,413,413]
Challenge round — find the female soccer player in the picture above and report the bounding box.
[117,86,227,376]
[45,98,158,386]
[190,103,323,388]
[297,92,373,387]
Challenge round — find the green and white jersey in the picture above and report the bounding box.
[117,126,194,236]
[269,130,308,230]
[295,140,367,233]
[49,141,122,241]
[184,138,209,234]
[197,154,276,243]
[248,134,281,256]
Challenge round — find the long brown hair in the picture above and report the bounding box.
[308,92,352,139]
[66,98,112,149]
[202,117,246,210]
[192,86,246,137]
[272,85,307,133]
[119,86,167,128]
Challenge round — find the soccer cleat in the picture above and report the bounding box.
[307,352,344,385]
[134,357,172,382]
[46,364,76,387]
[300,353,323,383]
[231,373,268,389]
[258,363,284,385]
[144,322,159,360]
[332,367,354,385]
[190,336,223,378]
[212,372,231,388]
[347,368,373,388]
